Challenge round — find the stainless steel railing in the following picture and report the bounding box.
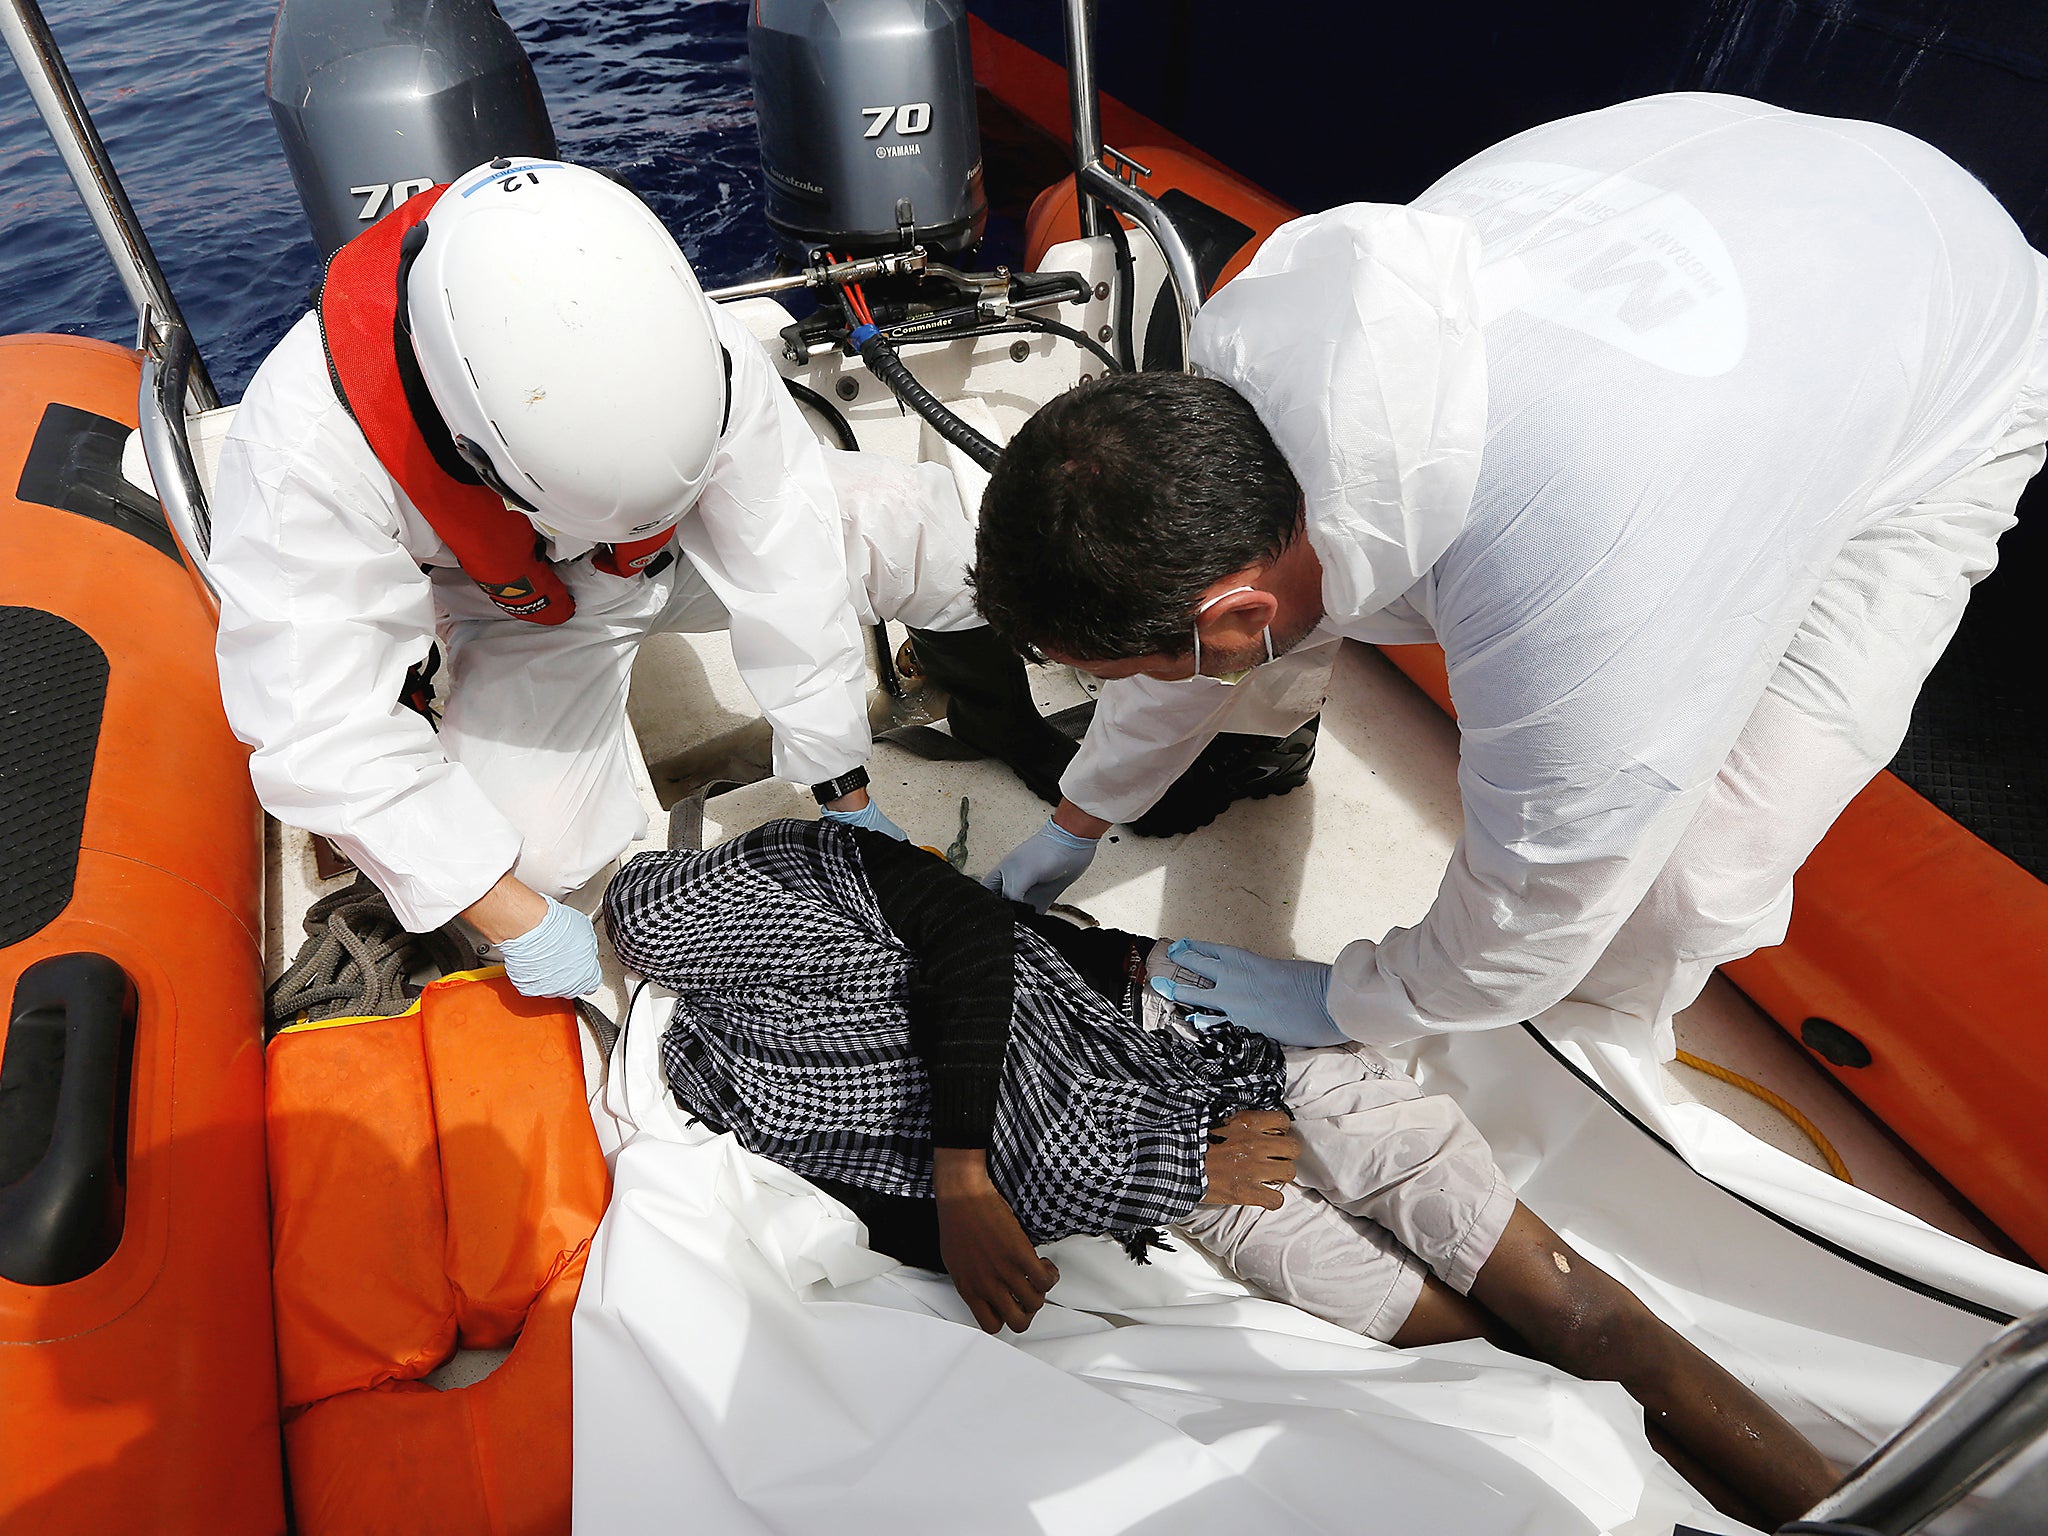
[138,317,220,604]
[1061,0,1202,367]
[1792,1307,2048,1535]
[4,0,219,605]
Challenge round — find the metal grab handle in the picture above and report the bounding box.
[1061,0,1202,370]
[1798,1306,2048,1533]
[1076,159,1204,364]
[138,318,220,609]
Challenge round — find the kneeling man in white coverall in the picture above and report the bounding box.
[211,158,1061,999]
[974,94,2048,1059]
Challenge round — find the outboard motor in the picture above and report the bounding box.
[749,0,986,261]
[267,0,557,258]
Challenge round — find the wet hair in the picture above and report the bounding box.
[969,371,1301,662]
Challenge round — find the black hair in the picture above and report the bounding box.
[970,371,1300,662]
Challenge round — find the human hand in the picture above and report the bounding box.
[981,818,1098,911]
[1200,1110,1302,1208]
[821,796,908,840]
[1150,938,1344,1047]
[496,893,603,999]
[933,1147,1060,1333]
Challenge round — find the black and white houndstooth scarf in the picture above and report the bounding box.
[604,819,1284,1254]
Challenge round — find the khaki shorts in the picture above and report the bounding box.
[1163,986,1515,1340]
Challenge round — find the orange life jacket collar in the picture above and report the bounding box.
[316,186,677,624]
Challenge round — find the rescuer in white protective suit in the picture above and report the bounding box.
[209,159,1057,999]
[973,94,2048,1060]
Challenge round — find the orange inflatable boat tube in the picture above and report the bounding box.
[0,336,278,1533]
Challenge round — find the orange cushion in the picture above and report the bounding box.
[420,976,609,1346]
[268,1009,456,1407]
[266,969,609,1536]
[284,1248,587,1536]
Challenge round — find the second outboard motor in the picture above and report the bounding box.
[267,0,558,258]
[750,0,986,261]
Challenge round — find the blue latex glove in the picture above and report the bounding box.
[821,798,908,840]
[981,819,1098,912]
[1150,938,1345,1048]
[497,893,603,999]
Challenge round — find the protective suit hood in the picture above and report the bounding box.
[1188,204,1489,625]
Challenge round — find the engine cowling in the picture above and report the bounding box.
[749,0,986,261]
[267,0,557,258]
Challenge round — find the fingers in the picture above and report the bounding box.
[1146,970,1231,1028]
[957,1255,1061,1336]
[980,868,1009,896]
[1233,1109,1293,1136]
[1004,1251,1060,1328]
[1025,1253,1061,1296]
[1211,1111,1300,1160]
[1203,1111,1302,1208]
[972,1268,1055,1336]
[1199,1168,1293,1207]
[1264,1129,1303,1164]
[1165,937,1228,981]
[960,1285,1003,1334]
[1148,974,1212,1010]
[958,1274,1029,1334]
[1223,1148,1298,1181]
[1164,939,1202,975]
[991,1282,1034,1335]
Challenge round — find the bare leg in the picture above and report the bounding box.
[1643,1424,1759,1532]
[1389,1274,1515,1350]
[1226,1039,1837,1518]
[1467,1204,1835,1528]
[1388,1260,1796,1526]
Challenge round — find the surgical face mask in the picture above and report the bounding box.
[1191,585,1275,685]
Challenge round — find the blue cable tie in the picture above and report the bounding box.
[849,322,880,348]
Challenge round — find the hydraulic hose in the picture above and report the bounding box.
[851,323,1003,471]
[783,377,858,451]
[987,315,1123,375]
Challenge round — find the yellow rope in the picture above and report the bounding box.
[1674,1049,1852,1184]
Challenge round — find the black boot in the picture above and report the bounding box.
[1126,716,1321,837]
[906,625,1080,804]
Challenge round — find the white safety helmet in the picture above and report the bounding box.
[405,157,727,543]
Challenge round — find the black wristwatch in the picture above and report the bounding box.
[810,766,870,805]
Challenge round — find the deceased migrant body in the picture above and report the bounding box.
[605,819,1289,1262]
[604,819,1834,1525]
[603,819,1517,1322]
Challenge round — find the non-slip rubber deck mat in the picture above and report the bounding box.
[16,402,181,563]
[0,608,108,948]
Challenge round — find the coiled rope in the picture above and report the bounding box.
[266,875,471,1034]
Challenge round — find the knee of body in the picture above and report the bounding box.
[1525,1279,1653,1383]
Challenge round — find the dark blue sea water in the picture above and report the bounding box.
[0,0,772,398]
